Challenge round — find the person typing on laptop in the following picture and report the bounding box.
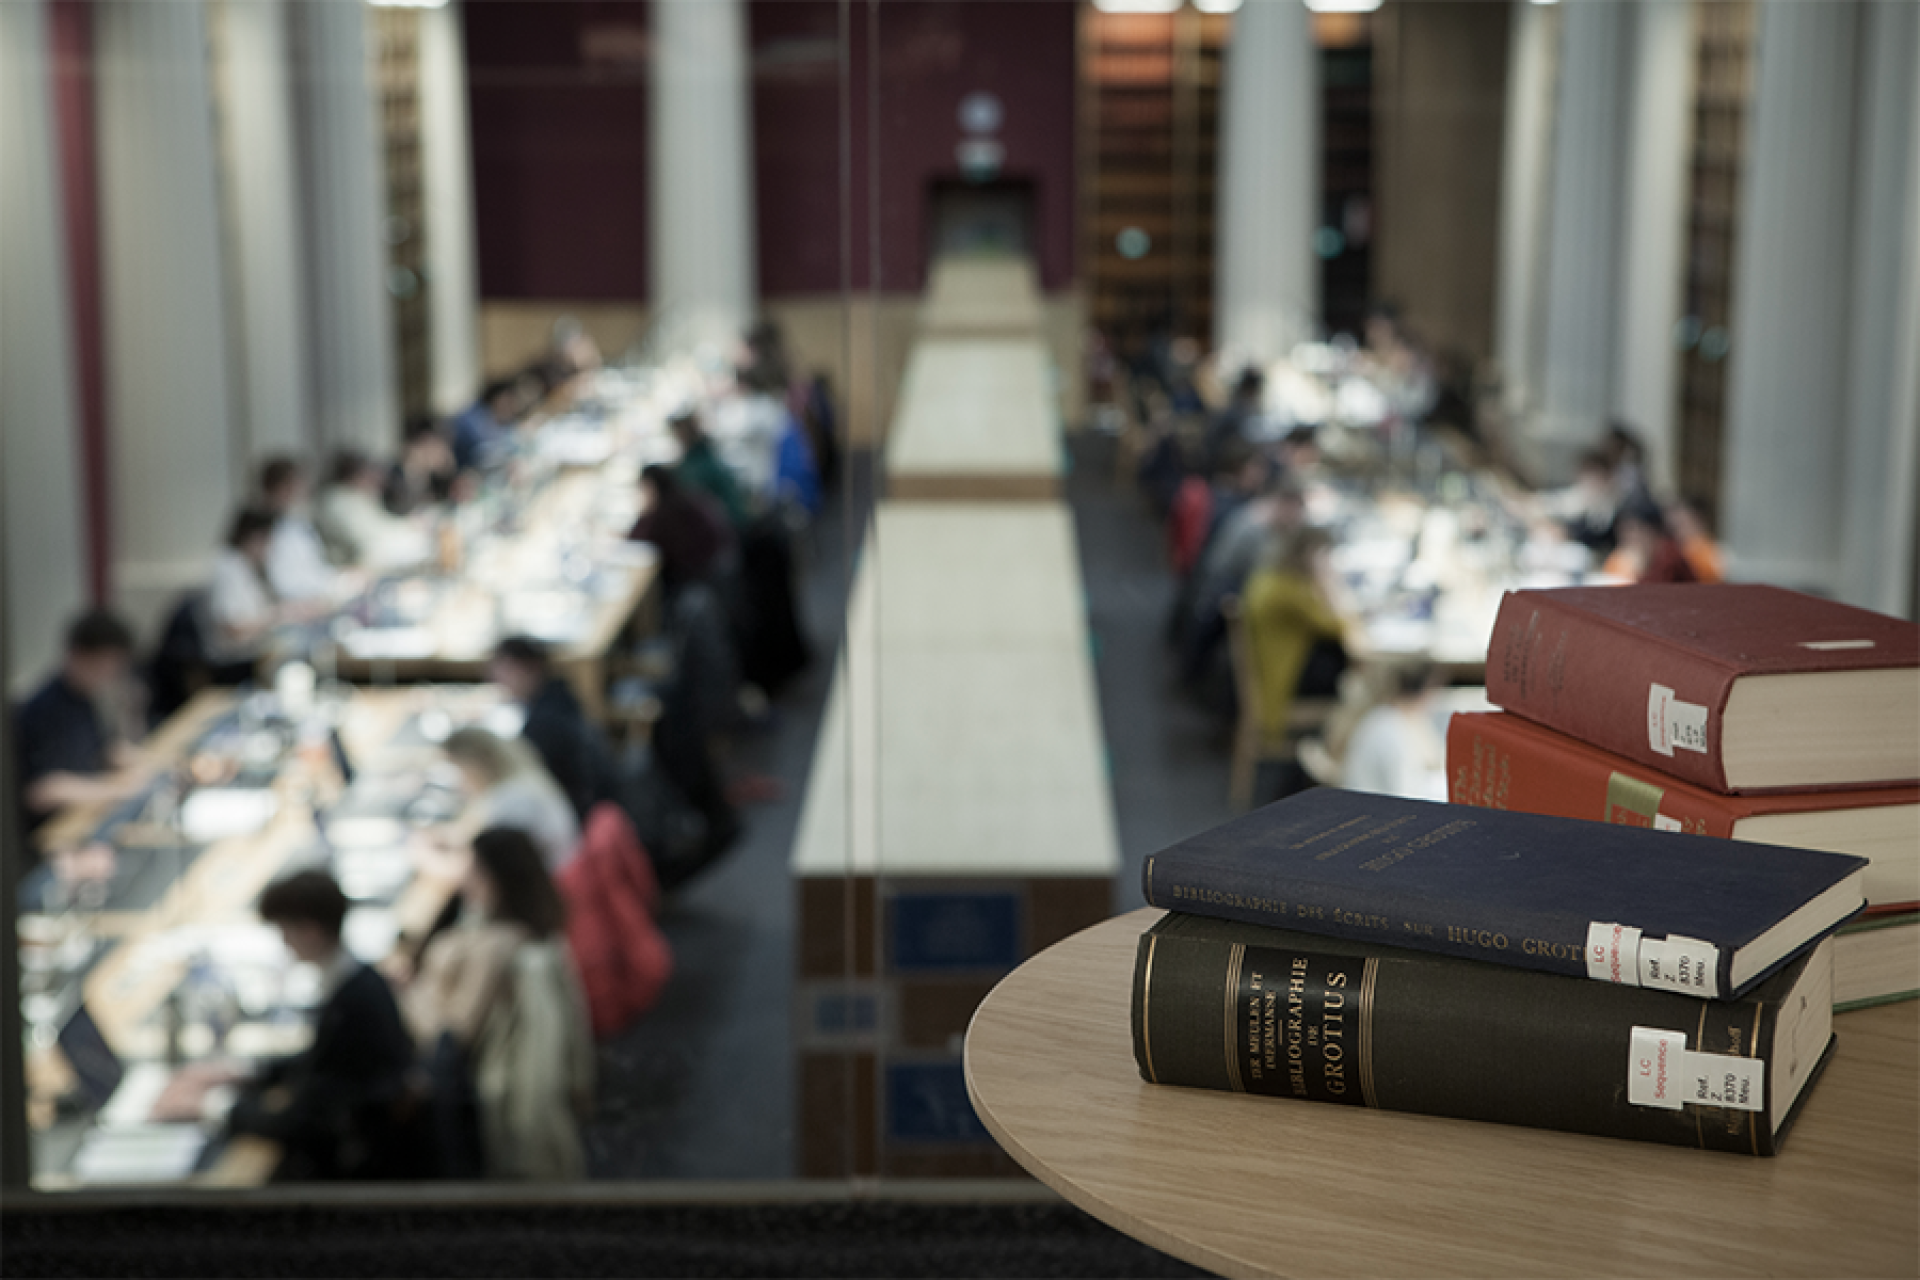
[227,870,432,1180]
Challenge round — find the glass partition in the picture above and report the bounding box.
[8,0,1915,1206]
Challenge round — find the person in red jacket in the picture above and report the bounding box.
[556,804,673,1040]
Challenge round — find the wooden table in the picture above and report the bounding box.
[885,338,1061,501]
[26,687,496,1187]
[330,468,658,722]
[790,502,1119,1176]
[919,255,1044,337]
[966,908,1920,1279]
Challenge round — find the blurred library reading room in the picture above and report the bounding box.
[2,0,1917,1276]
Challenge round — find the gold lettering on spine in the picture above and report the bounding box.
[1140,936,1160,1085]
[1357,958,1379,1108]
[1224,944,1247,1093]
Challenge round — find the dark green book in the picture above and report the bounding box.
[1132,912,1837,1156]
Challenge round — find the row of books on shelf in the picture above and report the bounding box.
[1130,583,1919,1156]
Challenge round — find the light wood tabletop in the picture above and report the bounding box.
[885,337,1061,501]
[920,255,1045,337]
[966,908,1920,1280]
[791,503,1117,881]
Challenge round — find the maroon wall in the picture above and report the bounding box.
[466,0,1078,301]
[465,0,651,300]
[752,0,1079,295]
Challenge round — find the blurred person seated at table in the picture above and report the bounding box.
[532,316,602,398]
[488,636,620,823]
[1167,441,1268,648]
[1602,498,1699,585]
[403,826,593,1180]
[667,407,749,529]
[1240,526,1351,745]
[630,463,730,596]
[1203,367,1268,472]
[1667,496,1725,584]
[206,507,315,666]
[439,727,580,872]
[1340,660,1446,802]
[450,377,526,473]
[257,455,353,604]
[1182,478,1308,689]
[1538,449,1622,557]
[228,869,429,1181]
[1603,420,1651,503]
[383,416,467,516]
[14,609,151,843]
[721,363,821,521]
[315,449,431,572]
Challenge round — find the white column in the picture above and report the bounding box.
[0,0,89,689]
[1838,0,1920,617]
[295,0,397,456]
[649,0,756,354]
[1214,0,1318,365]
[1494,0,1558,426]
[419,0,481,415]
[1720,1,1859,591]
[1612,0,1694,495]
[1529,0,1630,485]
[216,0,311,460]
[94,0,238,627]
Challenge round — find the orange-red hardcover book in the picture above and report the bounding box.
[1448,710,1919,913]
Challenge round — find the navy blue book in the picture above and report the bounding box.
[1141,789,1868,1000]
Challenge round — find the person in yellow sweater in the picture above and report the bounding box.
[1240,526,1349,741]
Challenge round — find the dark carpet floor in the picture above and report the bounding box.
[0,1201,1211,1279]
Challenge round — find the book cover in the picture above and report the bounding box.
[1131,912,1836,1156]
[1484,584,1920,792]
[1140,788,1866,999]
[1447,711,1919,910]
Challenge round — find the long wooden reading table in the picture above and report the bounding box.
[790,502,1119,1176]
[885,338,1062,501]
[24,686,496,1188]
[918,255,1044,338]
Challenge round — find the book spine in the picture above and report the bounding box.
[1485,591,1739,791]
[1447,712,1745,836]
[1132,931,1783,1155]
[1144,852,1607,986]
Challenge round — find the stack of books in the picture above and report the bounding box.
[1455,583,1920,1013]
[1131,787,1869,1154]
[1128,583,1918,1155]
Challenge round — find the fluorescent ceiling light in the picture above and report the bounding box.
[1091,0,1181,13]
[1304,0,1383,12]
[1195,0,1244,12]
[367,0,448,9]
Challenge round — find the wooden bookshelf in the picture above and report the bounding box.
[1675,0,1755,529]
[372,5,431,425]
[1080,6,1227,353]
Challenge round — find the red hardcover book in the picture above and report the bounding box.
[1448,711,1920,911]
[1485,584,1920,793]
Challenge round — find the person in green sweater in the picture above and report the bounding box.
[1240,525,1349,741]
[668,410,749,528]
